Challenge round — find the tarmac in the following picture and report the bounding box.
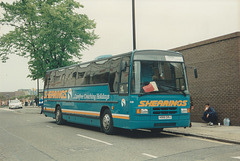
[1,106,240,144]
[164,122,240,145]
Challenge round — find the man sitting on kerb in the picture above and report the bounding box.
[202,103,217,126]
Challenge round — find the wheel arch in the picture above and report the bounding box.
[100,106,111,118]
[55,104,61,113]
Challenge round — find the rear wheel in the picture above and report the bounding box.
[101,109,115,135]
[55,107,64,125]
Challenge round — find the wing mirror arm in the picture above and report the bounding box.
[186,66,198,79]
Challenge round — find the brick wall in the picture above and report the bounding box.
[172,32,240,125]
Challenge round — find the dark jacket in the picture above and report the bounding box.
[202,107,217,123]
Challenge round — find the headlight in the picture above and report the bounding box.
[136,109,149,114]
[181,108,190,113]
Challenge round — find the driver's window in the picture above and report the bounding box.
[131,61,141,93]
[119,56,130,94]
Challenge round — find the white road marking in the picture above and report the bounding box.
[0,108,14,112]
[142,153,158,159]
[76,134,113,146]
[46,125,53,128]
[232,156,240,159]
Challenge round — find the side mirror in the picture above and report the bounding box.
[194,68,198,78]
[121,61,127,72]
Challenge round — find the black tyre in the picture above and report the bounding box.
[55,107,64,125]
[101,109,115,135]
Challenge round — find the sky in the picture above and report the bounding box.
[0,0,240,92]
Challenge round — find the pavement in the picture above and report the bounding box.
[164,122,240,145]
[1,106,239,144]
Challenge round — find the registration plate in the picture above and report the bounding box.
[158,115,172,120]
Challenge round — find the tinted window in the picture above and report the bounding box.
[91,59,110,84]
[55,69,66,88]
[109,57,121,93]
[76,63,91,86]
[65,67,77,87]
[44,72,50,89]
[119,56,131,94]
[48,71,56,89]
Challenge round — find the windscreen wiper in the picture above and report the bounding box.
[173,88,187,97]
[138,91,160,97]
[138,89,174,97]
[179,90,187,97]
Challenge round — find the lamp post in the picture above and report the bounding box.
[132,0,136,50]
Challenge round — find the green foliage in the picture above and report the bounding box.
[0,0,98,80]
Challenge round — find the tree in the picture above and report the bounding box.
[0,0,98,80]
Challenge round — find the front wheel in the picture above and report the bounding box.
[55,107,64,125]
[101,109,115,135]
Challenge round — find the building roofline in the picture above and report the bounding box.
[171,32,240,51]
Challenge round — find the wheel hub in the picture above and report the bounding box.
[103,114,110,130]
[56,110,60,122]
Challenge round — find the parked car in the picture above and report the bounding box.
[9,99,22,109]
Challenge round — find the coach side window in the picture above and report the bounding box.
[79,63,91,85]
[91,59,110,84]
[65,67,77,87]
[55,69,66,88]
[76,63,90,86]
[75,65,84,86]
[44,72,50,89]
[48,71,56,89]
[109,57,121,93]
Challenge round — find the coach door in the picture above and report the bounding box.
[118,56,131,114]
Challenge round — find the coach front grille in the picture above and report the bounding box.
[152,107,178,115]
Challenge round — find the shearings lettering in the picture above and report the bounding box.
[138,100,188,107]
[44,90,67,99]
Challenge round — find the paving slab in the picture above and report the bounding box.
[164,122,240,144]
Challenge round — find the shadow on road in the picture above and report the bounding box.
[115,128,178,139]
[48,121,179,139]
